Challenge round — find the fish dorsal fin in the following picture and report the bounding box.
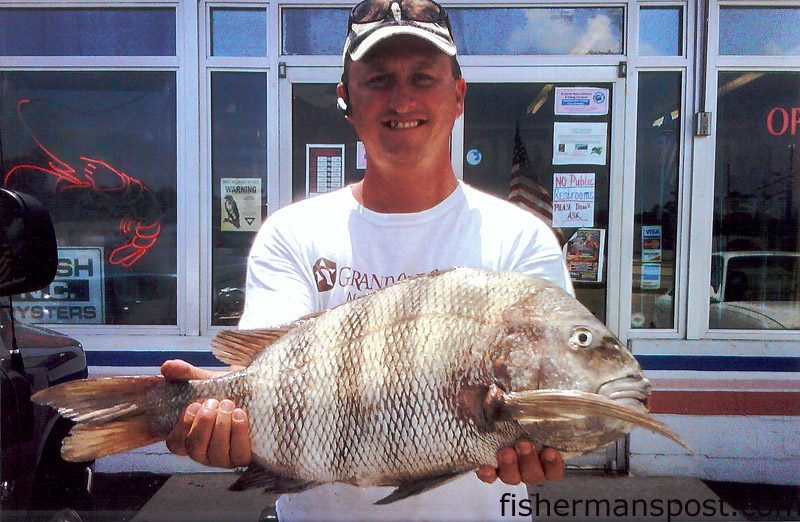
[211,312,322,366]
[212,329,289,366]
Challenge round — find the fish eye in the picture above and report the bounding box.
[571,328,593,347]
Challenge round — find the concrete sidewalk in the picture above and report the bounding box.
[130,473,796,522]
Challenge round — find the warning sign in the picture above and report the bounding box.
[13,247,105,324]
[221,178,262,232]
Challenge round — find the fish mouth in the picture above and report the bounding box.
[596,375,651,410]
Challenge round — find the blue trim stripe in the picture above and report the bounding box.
[87,350,225,368]
[86,350,800,372]
[637,355,799,372]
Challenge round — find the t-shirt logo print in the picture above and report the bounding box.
[313,257,337,292]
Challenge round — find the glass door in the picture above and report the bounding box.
[460,69,625,331]
[460,67,626,471]
[278,67,361,207]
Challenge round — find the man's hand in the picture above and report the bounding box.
[476,441,564,485]
[161,359,252,468]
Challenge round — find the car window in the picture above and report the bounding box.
[726,256,800,301]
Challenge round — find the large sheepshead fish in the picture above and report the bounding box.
[34,267,687,504]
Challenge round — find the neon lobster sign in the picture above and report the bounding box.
[3,99,163,267]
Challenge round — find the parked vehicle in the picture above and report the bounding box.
[0,188,93,517]
[709,251,800,329]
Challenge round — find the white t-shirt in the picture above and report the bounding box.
[239,181,573,521]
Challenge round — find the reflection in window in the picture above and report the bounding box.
[463,83,613,322]
[450,8,624,55]
[210,8,267,57]
[211,73,268,326]
[282,8,349,55]
[639,7,682,56]
[0,8,175,56]
[631,73,682,329]
[711,72,800,330]
[1,72,177,325]
[719,8,800,56]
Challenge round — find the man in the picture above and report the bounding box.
[162,0,570,519]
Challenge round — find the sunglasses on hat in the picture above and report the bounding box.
[348,0,452,34]
[344,0,457,61]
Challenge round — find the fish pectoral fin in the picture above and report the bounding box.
[229,463,317,494]
[501,389,693,452]
[374,472,465,505]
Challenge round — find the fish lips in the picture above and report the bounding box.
[596,375,651,410]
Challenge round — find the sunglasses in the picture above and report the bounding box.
[348,0,453,36]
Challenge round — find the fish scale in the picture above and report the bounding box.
[248,272,522,483]
[33,267,690,504]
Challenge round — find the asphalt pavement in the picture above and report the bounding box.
[9,472,800,522]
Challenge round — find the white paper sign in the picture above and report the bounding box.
[307,144,345,197]
[552,122,608,166]
[552,173,595,228]
[12,247,105,324]
[641,263,662,290]
[555,87,609,115]
[641,225,663,262]
[563,228,605,283]
[221,178,262,232]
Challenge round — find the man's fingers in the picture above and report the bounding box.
[165,402,200,456]
[496,447,521,485]
[540,447,565,481]
[161,359,206,381]
[161,359,231,382]
[185,399,219,465]
[475,465,497,484]
[229,408,252,467]
[206,399,234,468]
[516,440,546,485]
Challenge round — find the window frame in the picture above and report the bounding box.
[199,1,277,334]
[0,0,200,344]
[686,0,800,341]
[622,0,694,341]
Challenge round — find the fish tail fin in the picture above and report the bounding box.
[62,418,162,462]
[33,376,179,461]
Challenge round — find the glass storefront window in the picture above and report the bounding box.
[719,8,800,56]
[280,7,623,56]
[0,8,175,56]
[210,8,267,57]
[449,8,624,55]
[711,72,800,330]
[1,72,177,325]
[282,8,349,55]
[631,72,682,329]
[210,72,268,326]
[463,83,614,322]
[639,7,682,56]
